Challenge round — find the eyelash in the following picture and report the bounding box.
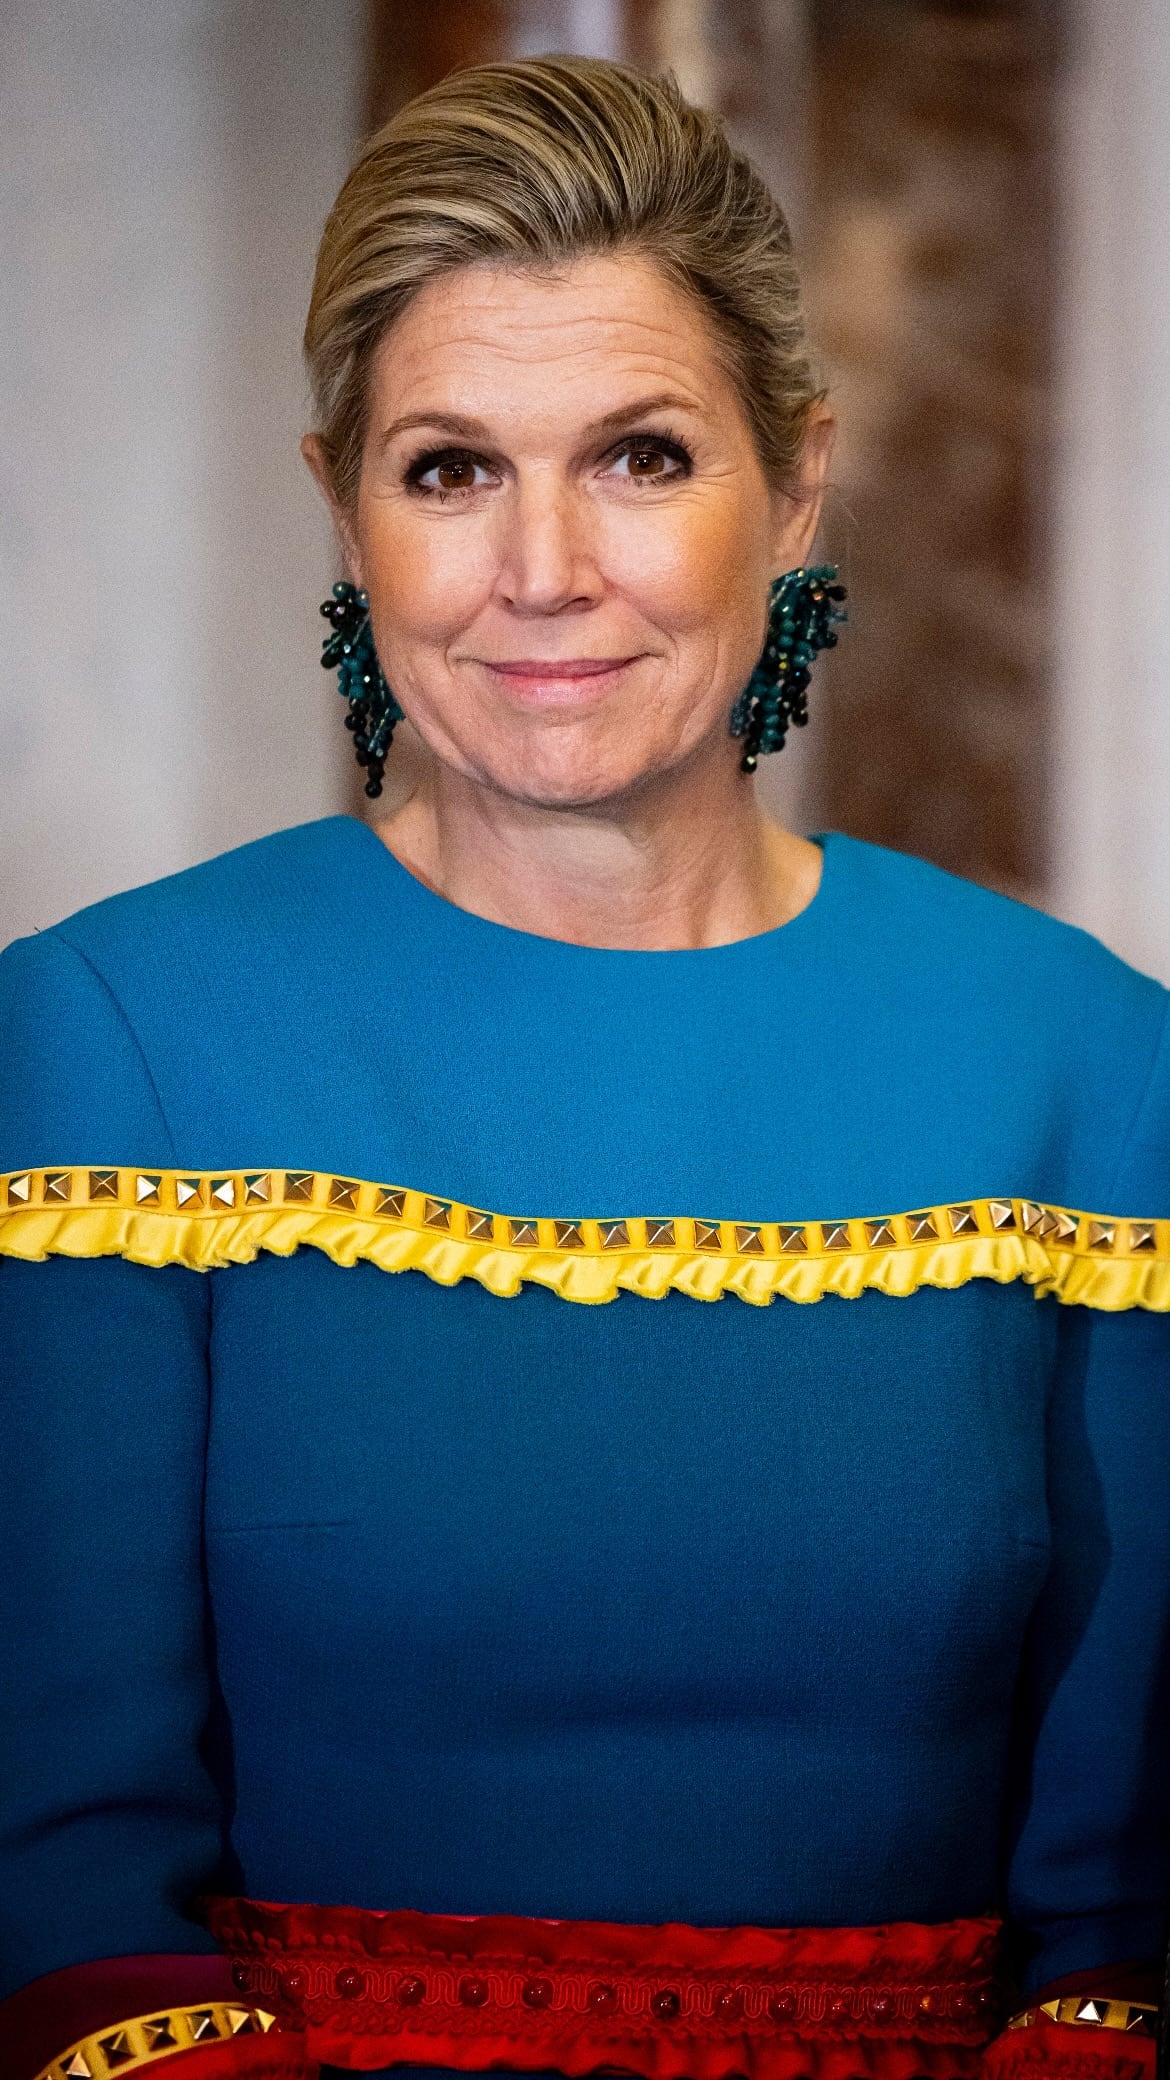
[605,431,694,480]
[402,431,695,498]
[404,447,495,499]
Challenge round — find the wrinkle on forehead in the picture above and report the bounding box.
[373,255,730,424]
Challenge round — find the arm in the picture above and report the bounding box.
[989,1012,1170,2078]
[0,936,307,2078]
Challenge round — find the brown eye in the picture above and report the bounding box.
[410,451,494,494]
[607,439,689,483]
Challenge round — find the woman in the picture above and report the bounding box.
[0,54,1166,2080]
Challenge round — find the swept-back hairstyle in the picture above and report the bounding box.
[304,54,823,508]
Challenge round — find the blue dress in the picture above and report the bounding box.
[1,817,1168,2062]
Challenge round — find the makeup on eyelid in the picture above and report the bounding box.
[402,432,695,497]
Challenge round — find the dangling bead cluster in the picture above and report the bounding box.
[729,565,847,773]
[319,582,404,799]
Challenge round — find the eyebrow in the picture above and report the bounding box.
[376,393,702,451]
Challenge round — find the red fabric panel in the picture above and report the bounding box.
[0,1955,236,2080]
[208,1897,1004,2078]
[983,2015,1156,2080]
[124,2039,310,2080]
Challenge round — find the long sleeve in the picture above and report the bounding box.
[1004,1303,1170,1989]
[989,1011,1170,2076]
[0,936,305,2077]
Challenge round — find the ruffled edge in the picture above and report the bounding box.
[209,1900,1001,2078]
[2,1170,1168,1310]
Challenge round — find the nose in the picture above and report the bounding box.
[494,468,600,616]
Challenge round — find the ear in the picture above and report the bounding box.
[301,433,365,588]
[770,403,836,574]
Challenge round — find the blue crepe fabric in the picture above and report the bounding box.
[0,817,1167,2014]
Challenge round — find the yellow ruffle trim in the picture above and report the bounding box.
[1,1168,1168,1309]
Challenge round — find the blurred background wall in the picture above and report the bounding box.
[2,0,1168,982]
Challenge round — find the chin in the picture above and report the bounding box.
[480,752,668,812]
[464,724,708,812]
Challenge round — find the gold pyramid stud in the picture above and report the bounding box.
[553,1221,583,1247]
[645,1220,676,1247]
[465,1208,493,1238]
[62,2056,94,2078]
[143,2017,179,2048]
[1128,1221,1157,1252]
[735,1225,764,1252]
[211,1178,236,1207]
[599,1220,629,1249]
[822,1223,852,1250]
[865,1218,896,1246]
[422,1196,450,1228]
[285,1172,315,1202]
[89,1171,119,1202]
[694,1221,723,1250]
[1074,2000,1107,2025]
[510,1218,540,1246]
[97,2030,134,2067]
[948,1205,979,1235]
[135,1175,161,1205]
[7,1172,32,1203]
[988,1201,1016,1231]
[375,1187,407,1218]
[191,2009,222,2040]
[328,1178,359,1210]
[908,1212,937,1241]
[1050,1211,1078,1243]
[226,2007,260,2034]
[176,1178,202,1207]
[244,1174,271,1203]
[1087,1220,1116,1251]
[43,1172,71,1202]
[778,1224,808,1253]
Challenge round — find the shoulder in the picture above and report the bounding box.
[828,834,1170,1205]
[0,819,370,1172]
[14,816,368,979]
[831,831,1166,1026]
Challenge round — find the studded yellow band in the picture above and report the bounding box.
[1007,1996,1158,2038]
[35,2001,276,2079]
[1,1168,1167,1310]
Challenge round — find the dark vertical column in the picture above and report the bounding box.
[365,2,508,128]
[802,1,1061,898]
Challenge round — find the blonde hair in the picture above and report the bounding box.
[305,54,822,509]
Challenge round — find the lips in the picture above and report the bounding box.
[477,656,642,706]
[481,657,639,678]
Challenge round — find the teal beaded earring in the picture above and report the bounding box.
[320,567,846,793]
[730,565,846,772]
[319,582,403,799]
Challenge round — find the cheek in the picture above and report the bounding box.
[358,500,496,647]
[599,498,767,640]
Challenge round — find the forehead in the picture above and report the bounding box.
[369,253,736,424]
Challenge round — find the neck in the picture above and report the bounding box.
[372,745,823,951]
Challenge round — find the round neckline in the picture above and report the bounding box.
[340,814,843,961]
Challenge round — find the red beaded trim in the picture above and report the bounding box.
[207,1900,1004,2079]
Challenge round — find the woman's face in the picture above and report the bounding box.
[336,253,830,809]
